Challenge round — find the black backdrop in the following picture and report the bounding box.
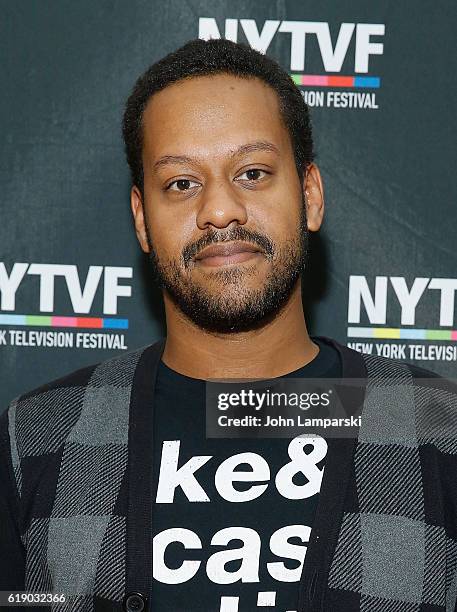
[2,1,457,411]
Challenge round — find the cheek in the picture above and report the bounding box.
[146,202,195,260]
[266,168,301,213]
[253,194,303,245]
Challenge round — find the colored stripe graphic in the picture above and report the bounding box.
[291,74,381,88]
[0,314,129,330]
[347,327,457,341]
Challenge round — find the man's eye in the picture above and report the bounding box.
[236,169,268,182]
[166,179,200,192]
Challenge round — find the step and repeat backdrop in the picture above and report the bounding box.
[1,1,456,409]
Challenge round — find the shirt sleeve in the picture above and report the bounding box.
[0,406,26,589]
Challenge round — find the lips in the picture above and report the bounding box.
[194,241,262,261]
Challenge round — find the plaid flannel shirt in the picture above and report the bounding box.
[1,335,457,612]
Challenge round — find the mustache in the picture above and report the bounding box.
[182,226,275,267]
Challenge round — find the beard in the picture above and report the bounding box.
[145,199,309,334]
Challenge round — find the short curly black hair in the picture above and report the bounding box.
[122,38,314,193]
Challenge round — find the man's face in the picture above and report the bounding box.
[133,73,312,333]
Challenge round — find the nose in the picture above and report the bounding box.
[195,178,248,230]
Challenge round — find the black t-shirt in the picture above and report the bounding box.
[152,336,342,611]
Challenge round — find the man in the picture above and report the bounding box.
[1,38,457,612]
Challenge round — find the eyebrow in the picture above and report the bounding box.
[152,140,280,172]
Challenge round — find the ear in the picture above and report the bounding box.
[302,163,324,232]
[130,185,151,253]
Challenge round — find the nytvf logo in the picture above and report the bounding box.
[348,276,457,327]
[0,263,132,315]
[199,18,385,73]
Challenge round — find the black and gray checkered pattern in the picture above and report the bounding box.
[4,347,146,611]
[327,353,457,611]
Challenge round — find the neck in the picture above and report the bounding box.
[161,279,319,379]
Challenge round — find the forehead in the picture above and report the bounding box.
[141,73,292,161]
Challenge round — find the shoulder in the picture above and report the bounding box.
[354,348,443,380]
[341,342,457,421]
[355,350,457,450]
[19,344,151,402]
[324,336,448,386]
[1,344,155,459]
[323,346,457,468]
[356,349,457,396]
